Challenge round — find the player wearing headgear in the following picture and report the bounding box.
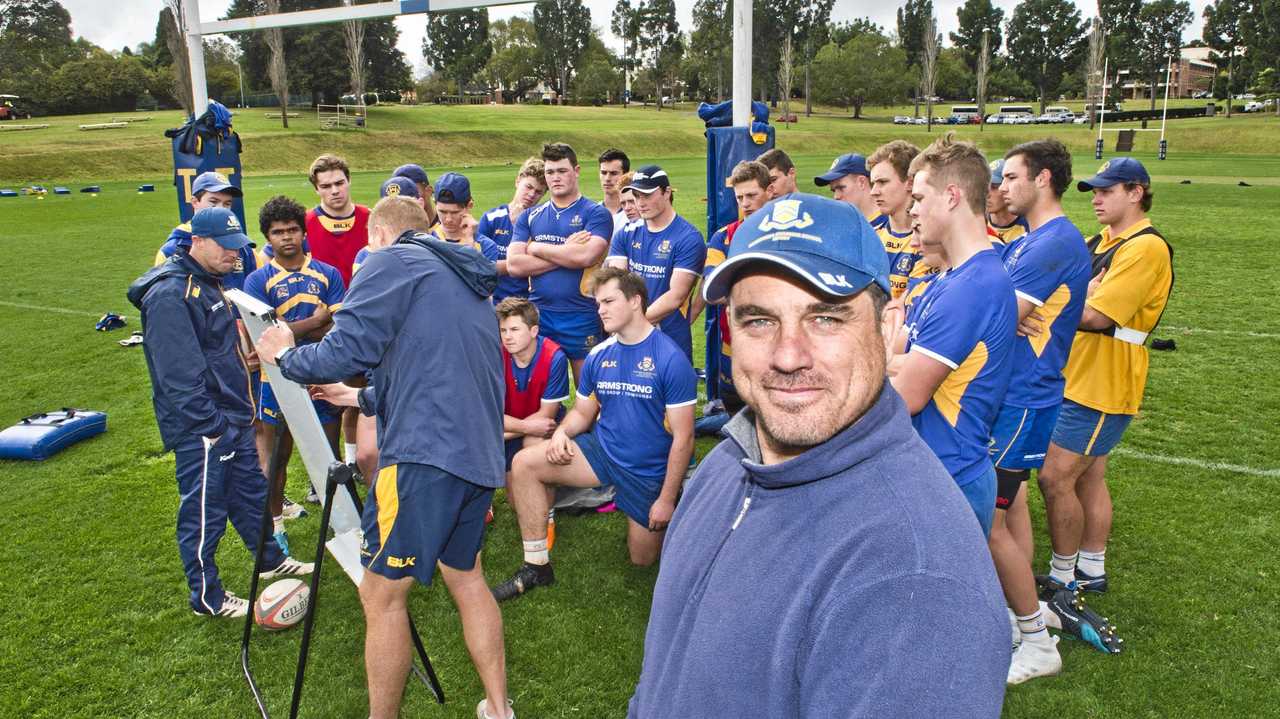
[432,172,503,269]
[242,195,345,555]
[606,164,706,362]
[154,171,262,292]
[888,135,1017,540]
[598,148,631,232]
[1037,158,1173,597]
[479,158,548,302]
[757,148,799,197]
[492,267,697,601]
[305,154,369,289]
[869,141,924,299]
[987,159,1029,244]
[507,142,615,381]
[391,163,440,229]
[989,139,1101,681]
[128,206,312,619]
[815,152,887,230]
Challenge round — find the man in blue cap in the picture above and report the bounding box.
[1038,157,1172,597]
[628,194,1009,718]
[128,206,313,619]
[986,159,1029,244]
[432,172,502,271]
[814,152,887,231]
[392,163,439,228]
[153,171,262,292]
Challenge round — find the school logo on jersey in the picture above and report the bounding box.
[584,334,597,349]
[233,257,244,272]
[307,281,321,295]
[657,240,671,255]
[757,199,815,233]
[637,356,656,373]
[275,285,289,300]
[570,213,582,227]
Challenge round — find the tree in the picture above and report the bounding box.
[45,49,149,114]
[1203,0,1244,116]
[484,16,542,102]
[342,2,365,101]
[828,18,881,47]
[263,0,289,126]
[934,47,974,99]
[573,38,622,103]
[1136,0,1192,109]
[976,29,990,130]
[533,0,592,104]
[950,0,1003,72]
[920,15,939,129]
[0,0,76,94]
[896,0,934,68]
[1085,17,1105,127]
[638,0,682,110]
[1006,0,1087,113]
[1099,0,1143,72]
[424,8,491,96]
[688,0,730,102]
[612,0,643,103]
[161,2,193,116]
[811,33,911,117]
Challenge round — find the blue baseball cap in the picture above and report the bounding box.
[191,171,242,198]
[190,207,250,250]
[1077,157,1150,191]
[393,163,431,186]
[380,176,420,199]
[434,172,472,205]
[625,165,671,194]
[702,193,891,303]
[989,159,1006,186]
[814,153,870,186]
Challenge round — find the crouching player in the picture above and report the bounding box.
[243,195,345,554]
[492,268,696,600]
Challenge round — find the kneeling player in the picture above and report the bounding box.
[492,268,696,601]
[497,298,570,471]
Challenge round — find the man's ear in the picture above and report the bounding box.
[879,299,904,360]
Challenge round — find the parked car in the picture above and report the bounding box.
[1073,115,1089,124]
[1244,101,1264,112]
[893,115,911,124]
[913,117,927,125]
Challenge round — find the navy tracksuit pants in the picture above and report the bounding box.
[173,423,284,613]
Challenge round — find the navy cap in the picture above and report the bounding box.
[1077,157,1150,191]
[989,159,1006,186]
[393,163,431,186]
[702,193,891,303]
[625,165,671,194]
[190,207,250,250]
[380,176,420,199]
[434,172,472,205]
[814,153,870,186]
[191,171,242,198]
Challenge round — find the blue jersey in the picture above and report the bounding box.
[905,250,1017,487]
[877,223,920,299]
[1001,216,1092,409]
[578,330,697,480]
[608,214,707,359]
[242,255,345,343]
[479,204,531,301]
[155,224,261,292]
[512,195,615,313]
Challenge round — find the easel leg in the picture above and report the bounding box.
[242,430,287,719]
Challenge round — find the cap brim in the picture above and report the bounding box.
[1076,176,1118,191]
[198,184,243,198]
[212,232,250,250]
[702,251,878,304]
[624,184,662,194]
[813,171,842,187]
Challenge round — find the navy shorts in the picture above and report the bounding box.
[361,463,493,585]
[574,430,660,526]
[1051,399,1134,457]
[539,308,603,361]
[258,377,338,426]
[504,437,523,472]
[989,404,1061,470]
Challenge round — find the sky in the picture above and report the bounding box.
[65,0,1212,77]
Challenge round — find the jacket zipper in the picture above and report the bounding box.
[687,482,755,605]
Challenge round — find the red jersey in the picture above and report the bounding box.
[306,205,370,286]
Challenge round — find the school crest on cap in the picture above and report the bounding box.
[227,215,242,231]
[385,182,402,196]
[213,172,229,184]
[1097,160,1111,174]
[757,199,814,233]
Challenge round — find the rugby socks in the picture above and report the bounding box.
[1016,610,1051,644]
[344,442,358,465]
[546,509,557,551]
[523,538,549,565]
[1050,552,1077,585]
[1077,548,1106,577]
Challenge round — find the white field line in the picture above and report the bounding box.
[1113,448,1280,479]
[0,300,123,319]
[1161,325,1280,340]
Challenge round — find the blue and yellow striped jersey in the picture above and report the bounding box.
[877,223,920,299]
[241,255,346,341]
[988,215,1029,244]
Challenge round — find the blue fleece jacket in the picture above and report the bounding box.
[278,231,506,489]
[127,252,255,449]
[629,386,1009,718]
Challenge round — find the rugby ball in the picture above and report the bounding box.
[254,579,310,630]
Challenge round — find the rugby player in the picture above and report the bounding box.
[431,172,503,268]
[492,267,696,600]
[606,165,707,361]
[889,135,1017,538]
[507,142,615,380]
[987,159,1030,243]
[154,171,261,292]
[391,163,440,228]
[598,148,631,231]
[1037,158,1173,596]
[479,158,548,302]
[814,152,888,230]
[868,141,924,298]
[757,148,799,197]
[990,139,1095,682]
[260,196,512,719]
[242,196,345,554]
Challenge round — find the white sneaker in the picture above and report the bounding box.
[281,497,309,520]
[193,591,249,618]
[1008,607,1021,649]
[262,557,314,579]
[475,698,515,719]
[1007,634,1062,685]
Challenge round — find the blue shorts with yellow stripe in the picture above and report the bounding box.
[1051,399,1133,457]
[537,308,602,361]
[258,377,339,426]
[360,463,493,585]
[989,404,1061,470]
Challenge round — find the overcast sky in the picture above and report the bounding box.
[66,0,1210,76]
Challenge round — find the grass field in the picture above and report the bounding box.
[0,104,1278,717]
